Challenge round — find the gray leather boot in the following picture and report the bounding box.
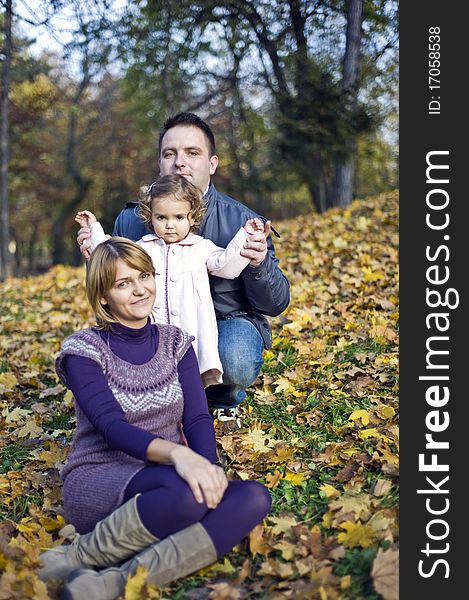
[39,494,157,581]
[61,522,217,600]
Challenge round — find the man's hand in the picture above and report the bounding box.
[77,226,92,259]
[241,220,272,267]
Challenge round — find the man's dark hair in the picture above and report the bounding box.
[158,112,216,157]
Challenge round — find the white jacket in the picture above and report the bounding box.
[90,223,250,386]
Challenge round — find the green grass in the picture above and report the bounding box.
[0,443,35,474]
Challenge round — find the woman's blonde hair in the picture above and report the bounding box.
[137,174,206,234]
[86,237,155,330]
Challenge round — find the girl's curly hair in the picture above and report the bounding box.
[137,175,206,234]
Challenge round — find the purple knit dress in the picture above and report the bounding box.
[55,323,193,533]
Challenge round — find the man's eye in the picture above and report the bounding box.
[164,151,174,158]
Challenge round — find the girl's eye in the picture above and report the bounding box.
[155,216,165,221]
[177,215,186,220]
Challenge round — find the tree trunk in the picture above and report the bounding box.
[0,0,12,281]
[52,70,92,265]
[331,0,363,207]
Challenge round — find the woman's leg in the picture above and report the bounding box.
[200,480,271,557]
[123,464,210,538]
[62,477,272,599]
[125,465,271,558]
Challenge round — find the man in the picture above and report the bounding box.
[79,112,290,430]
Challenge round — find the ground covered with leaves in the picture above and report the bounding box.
[0,191,399,600]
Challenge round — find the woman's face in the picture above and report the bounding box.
[101,259,156,328]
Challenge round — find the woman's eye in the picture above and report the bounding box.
[117,281,128,288]
[141,273,150,280]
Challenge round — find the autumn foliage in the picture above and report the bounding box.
[0,191,398,599]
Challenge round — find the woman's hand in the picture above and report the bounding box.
[169,445,228,509]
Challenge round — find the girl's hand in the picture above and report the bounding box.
[242,220,272,267]
[75,210,97,228]
[244,218,265,235]
[169,445,228,508]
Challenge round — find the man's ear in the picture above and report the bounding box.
[209,155,219,176]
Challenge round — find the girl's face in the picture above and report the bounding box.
[151,196,195,243]
[101,259,156,329]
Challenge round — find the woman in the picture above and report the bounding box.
[39,238,271,599]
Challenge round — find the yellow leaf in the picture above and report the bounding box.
[320,483,340,499]
[283,471,308,486]
[243,428,275,454]
[39,514,66,532]
[16,419,44,439]
[0,372,18,393]
[333,236,348,248]
[378,404,396,420]
[3,406,30,423]
[358,428,380,440]
[274,540,297,560]
[337,521,375,548]
[348,410,370,426]
[200,557,236,576]
[124,565,148,600]
[274,376,295,394]
[362,267,385,281]
[268,515,298,535]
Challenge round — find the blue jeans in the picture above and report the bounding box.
[205,316,264,409]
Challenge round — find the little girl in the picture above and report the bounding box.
[75,174,265,387]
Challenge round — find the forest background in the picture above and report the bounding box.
[0,2,399,598]
[0,0,398,279]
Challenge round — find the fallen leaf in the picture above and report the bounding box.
[371,547,399,600]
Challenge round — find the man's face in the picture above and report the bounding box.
[159,125,218,194]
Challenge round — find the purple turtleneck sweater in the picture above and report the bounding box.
[63,320,217,464]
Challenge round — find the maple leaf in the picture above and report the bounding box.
[248,524,271,556]
[124,565,150,600]
[371,547,399,600]
[208,582,243,599]
[337,521,375,548]
[274,540,297,560]
[320,483,340,499]
[283,470,309,486]
[268,515,298,536]
[0,373,18,393]
[242,428,275,454]
[348,409,370,426]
